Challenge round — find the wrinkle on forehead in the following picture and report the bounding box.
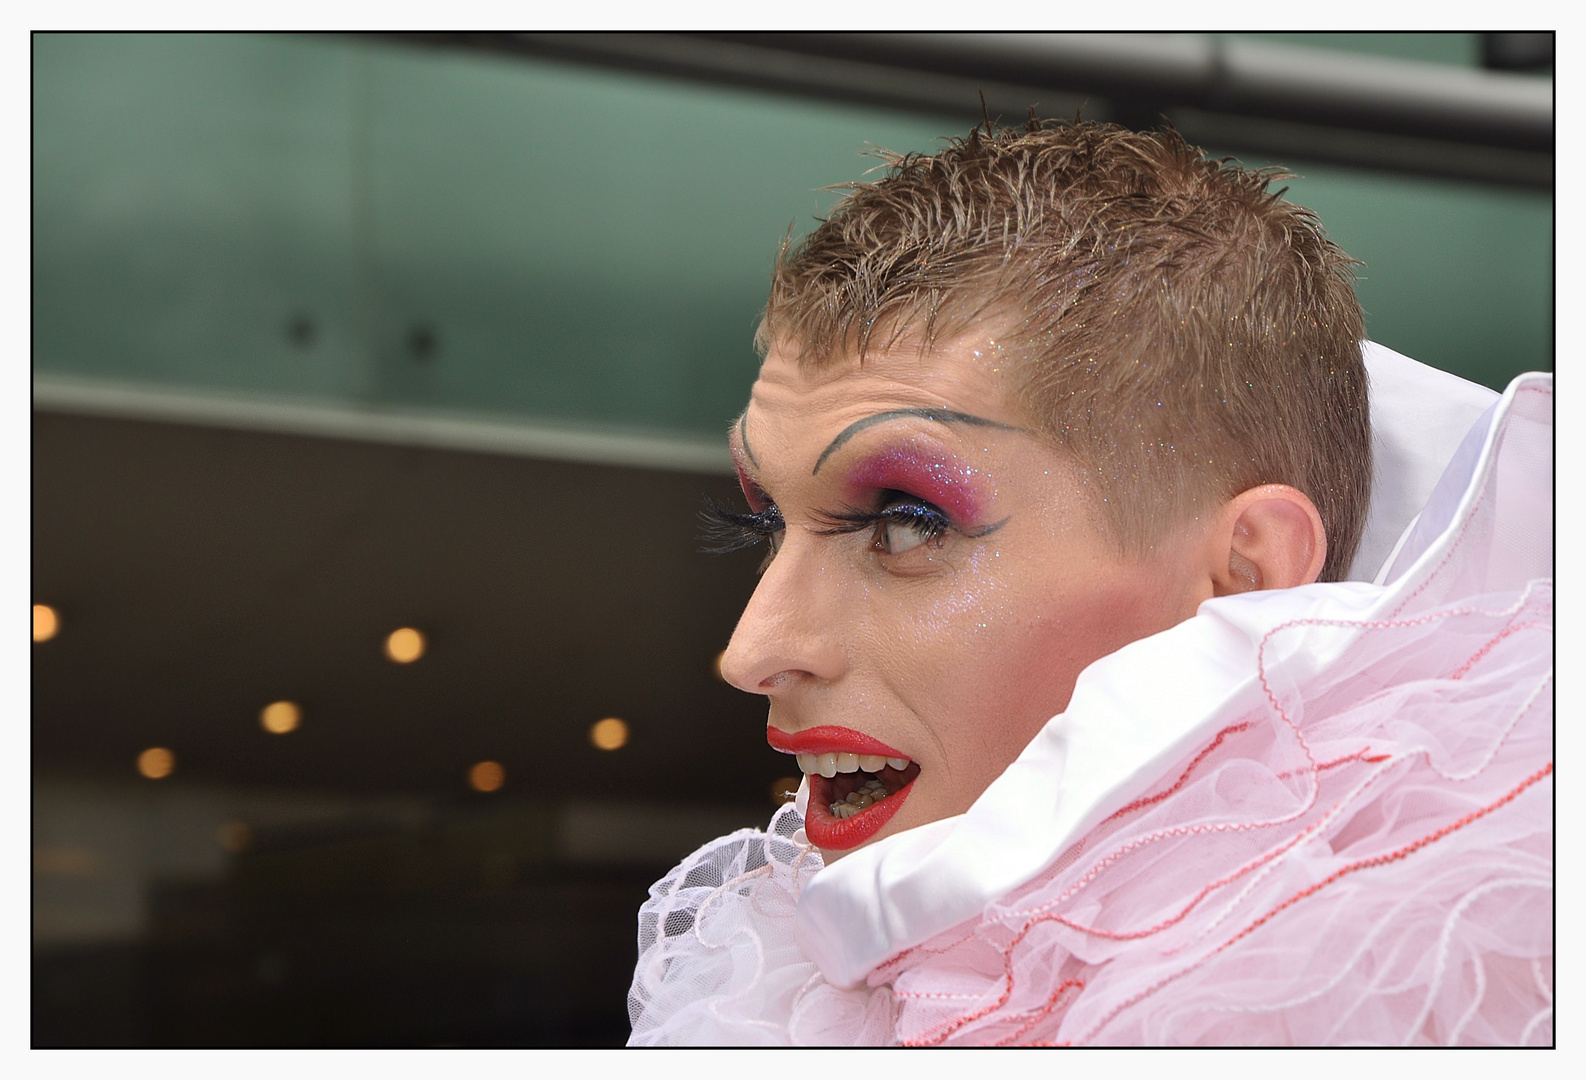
[745,332,1024,442]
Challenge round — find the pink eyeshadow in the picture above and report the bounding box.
[842,446,985,522]
[732,457,768,513]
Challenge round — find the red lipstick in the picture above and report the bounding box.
[766,726,919,851]
[766,725,905,758]
[803,773,915,851]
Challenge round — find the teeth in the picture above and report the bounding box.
[794,751,914,777]
[829,777,892,819]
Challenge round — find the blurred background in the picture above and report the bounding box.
[32,32,1553,1047]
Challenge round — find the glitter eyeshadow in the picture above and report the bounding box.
[842,445,986,523]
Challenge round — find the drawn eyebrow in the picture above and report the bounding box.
[812,408,1022,475]
[733,412,758,469]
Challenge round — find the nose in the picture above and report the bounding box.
[718,538,846,694]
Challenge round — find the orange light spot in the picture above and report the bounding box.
[590,717,629,751]
[469,760,505,793]
[137,747,175,780]
[385,627,425,663]
[260,700,301,734]
[33,605,58,642]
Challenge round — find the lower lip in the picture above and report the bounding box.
[802,774,915,851]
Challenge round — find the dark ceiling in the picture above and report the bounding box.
[32,410,792,805]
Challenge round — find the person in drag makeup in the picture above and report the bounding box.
[627,119,1553,1046]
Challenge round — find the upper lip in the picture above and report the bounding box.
[765,725,906,758]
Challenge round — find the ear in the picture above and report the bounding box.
[1209,485,1328,595]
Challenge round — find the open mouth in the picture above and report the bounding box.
[767,728,923,851]
[802,754,919,817]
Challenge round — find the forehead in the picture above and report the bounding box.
[745,333,1020,438]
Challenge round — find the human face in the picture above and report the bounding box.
[717,334,1207,860]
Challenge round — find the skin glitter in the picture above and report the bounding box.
[719,332,1218,861]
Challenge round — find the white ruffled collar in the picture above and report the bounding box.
[794,347,1538,989]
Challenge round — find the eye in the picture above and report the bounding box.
[808,493,956,557]
[873,501,949,555]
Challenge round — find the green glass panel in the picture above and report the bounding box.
[33,32,1552,440]
[1274,164,1552,389]
[32,33,372,399]
[1230,32,1483,68]
[354,43,953,434]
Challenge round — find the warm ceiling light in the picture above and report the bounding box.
[770,776,801,805]
[590,717,629,751]
[713,650,727,682]
[385,627,425,664]
[33,605,58,643]
[469,760,505,793]
[260,700,301,734]
[137,747,175,780]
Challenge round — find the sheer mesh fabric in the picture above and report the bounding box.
[628,803,899,1044]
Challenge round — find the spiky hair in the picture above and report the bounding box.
[759,118,1370,581]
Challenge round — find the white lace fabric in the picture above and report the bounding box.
[628,803,901,1044]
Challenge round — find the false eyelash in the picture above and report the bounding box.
[811,499,951,545]
[698,494,784,554]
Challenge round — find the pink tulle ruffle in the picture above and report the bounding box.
[880,582,1552,1045]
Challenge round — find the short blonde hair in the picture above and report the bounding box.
[759,118,1370,582]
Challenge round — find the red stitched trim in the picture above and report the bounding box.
[907,757,1548,1045]
[1273,746,1385,781]
[1074,761,1553,1044]
[873,926,981,982]
[1031,811,1341,942]
[1238,762,1549,944]
[1451,619,1544,680]
[1105,723,1253,821]
[1024,681,1544,947]
[902,918,1082,1045]
[998,587,1545,930]
[885,580,1550,1043]
[993,979,1086,1046]
[999,621,1339,926]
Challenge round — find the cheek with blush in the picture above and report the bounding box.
[898,562,1180,807]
